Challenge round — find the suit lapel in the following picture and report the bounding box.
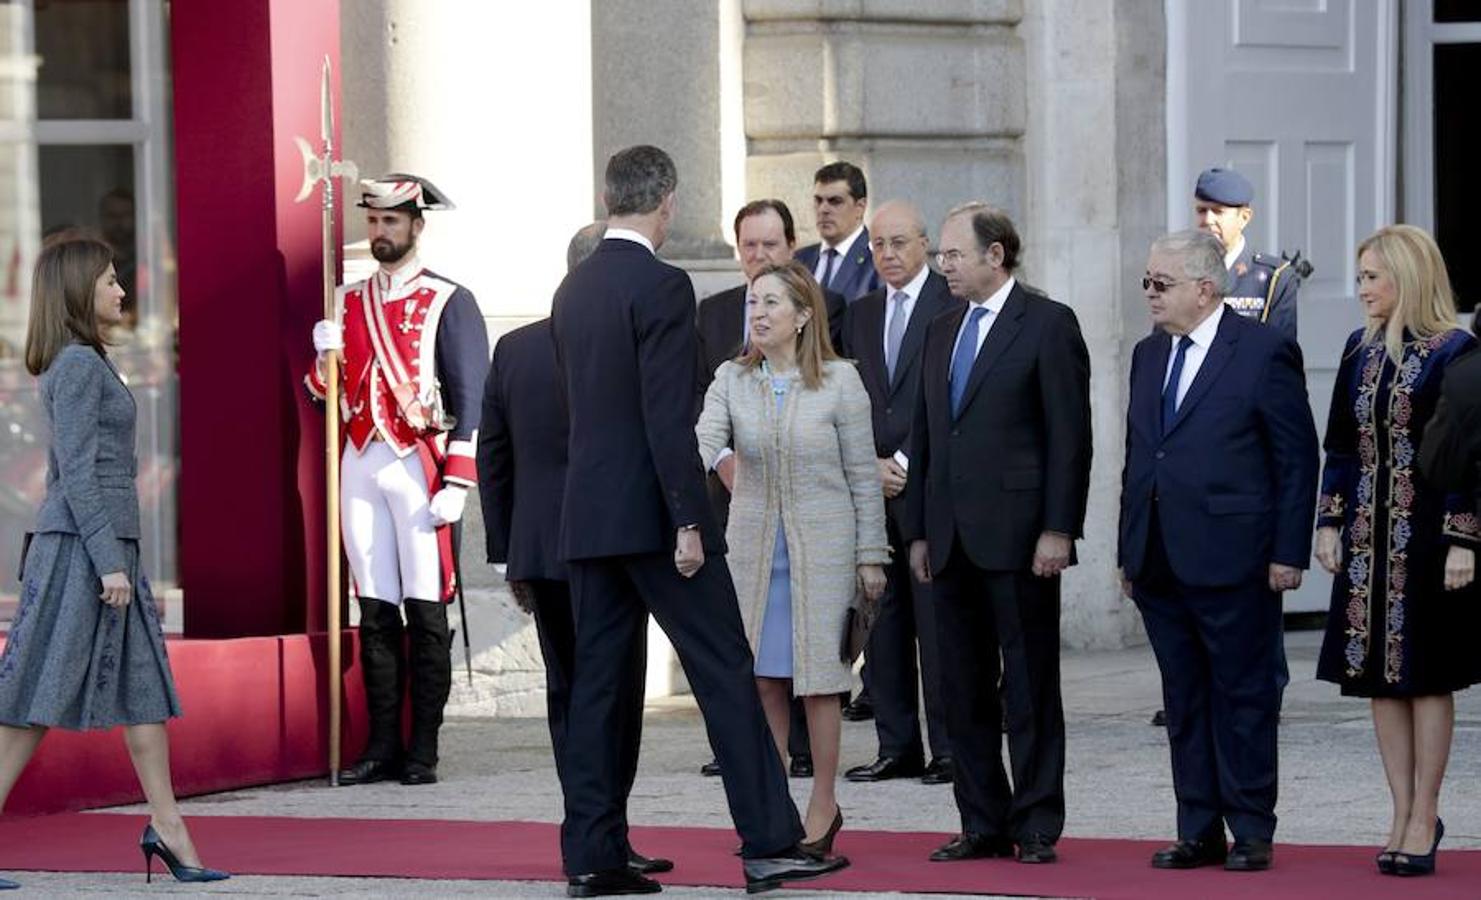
[1164,311,1240,437]
[722,287,747,357]
[856,295,889,397]
[956,285,1026,417]
[1138,336,1172,440]
[889,274,947,396]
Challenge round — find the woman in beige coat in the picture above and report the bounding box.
[697,260,889,857]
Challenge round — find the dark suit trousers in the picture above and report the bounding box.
[529,580,578,786]
[870,513,949,761]
[932,538,1065,841]
[562,552,802,874]
[1132,513,1283,843]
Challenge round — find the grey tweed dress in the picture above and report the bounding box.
[0,343,180,729]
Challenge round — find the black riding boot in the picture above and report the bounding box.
[403,597,452,784]
[339,597,405,785]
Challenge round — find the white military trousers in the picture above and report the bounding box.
[341,440,441,605]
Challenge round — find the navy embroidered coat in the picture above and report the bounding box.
[1315,327,1481,697]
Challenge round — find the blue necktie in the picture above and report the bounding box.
[1161,335,1192,433]
[820,248,839,289]
[949,306,989,418]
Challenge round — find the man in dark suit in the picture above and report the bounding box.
[476,221,673,880]
[694,198,845,779]
[795,161,881,305]
[841,200,958,786]
[1119,230,1318,873]
[1419,316,1481,498]
[551,145,847,896]
[902,203,1091,866]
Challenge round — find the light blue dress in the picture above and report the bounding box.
[753,375,794,678]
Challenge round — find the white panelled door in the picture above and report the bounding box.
[1166,0,1398,612]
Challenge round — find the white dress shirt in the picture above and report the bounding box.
[950,276,1016,364]
[813,223,866,285]
[1223,236,1246,271]
[881,264,930,360]
[605,226,654,254]
[1162,302,1225,409]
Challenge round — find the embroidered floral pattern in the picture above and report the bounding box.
[0,577,39,683]
[1317,493,1345,519]
[1343,345,1384,677]
[1443,511,1480,542]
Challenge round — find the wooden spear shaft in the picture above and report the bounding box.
[320,63,344,788]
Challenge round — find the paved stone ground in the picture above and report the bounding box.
[7,630,1481,896]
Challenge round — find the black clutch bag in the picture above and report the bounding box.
[840,588,880,665]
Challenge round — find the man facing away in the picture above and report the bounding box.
[841,200,959,786]
[1119,230,1318,873]
[902,203,1092,866]
[551,144,848,897]
[475,221,672,880]
[307,174,490,788]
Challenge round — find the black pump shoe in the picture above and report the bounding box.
[140,824,230,884]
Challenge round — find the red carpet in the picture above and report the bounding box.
[0,813,1475,897]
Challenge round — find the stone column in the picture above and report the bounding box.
[742,0,1026,244]
[591,0,734,264]
[1020,0,1166,648]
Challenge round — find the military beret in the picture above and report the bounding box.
[358,173,456,212]
[1194,167,1254,207]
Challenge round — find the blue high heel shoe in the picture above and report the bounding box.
[140,824,230,883]
[0,876,17,890]
[1392,818,1444,877]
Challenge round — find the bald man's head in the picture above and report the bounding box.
[567,221,607,271]
[869,201,930,289]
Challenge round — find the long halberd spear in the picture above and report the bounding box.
[294,57,358,788]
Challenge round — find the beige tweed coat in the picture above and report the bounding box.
[696,358,890,694]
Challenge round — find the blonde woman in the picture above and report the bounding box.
[0,238,226,886]
[697,260,888,858]
[1313,224,1478,877]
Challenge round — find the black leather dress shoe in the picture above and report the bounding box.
[921,757,954,784]
[841,697,874,721]
[1016,834,1057,864]
[400,762,438,785]
[1150,709,1167,727]
[929,833,1015,862]
[699,759,722,777]
[789,754,813,778]
[566,867,662,897]
[1151,835,1227,869]
[336,758,401,786]
[1224,838,1273,871]
[742,849,849,894]
[627,850,674,875]
[845,756,925,782]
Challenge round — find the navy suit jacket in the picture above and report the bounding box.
[843,270,959,455]
[1118,309,1319,588]
[551,238,721,560]
[795,227,881,303]
[476,319,568,582]
[900,283,1093,574]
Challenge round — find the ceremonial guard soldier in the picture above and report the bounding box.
[1193,167,1307,341]
[307,174,490,786]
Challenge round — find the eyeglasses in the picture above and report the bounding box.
[871,237,919,254]
[934,249,969,267]
[1141,276,1191,294]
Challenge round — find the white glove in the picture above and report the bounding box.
[428,486,467,525]
[313,320,344,355]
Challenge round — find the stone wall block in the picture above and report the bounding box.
[744,0,1021,25]
[744,26,1025,140]
[746,141,1021,246]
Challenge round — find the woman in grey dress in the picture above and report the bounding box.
[0,238,226,886]
[697,261,889,857]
